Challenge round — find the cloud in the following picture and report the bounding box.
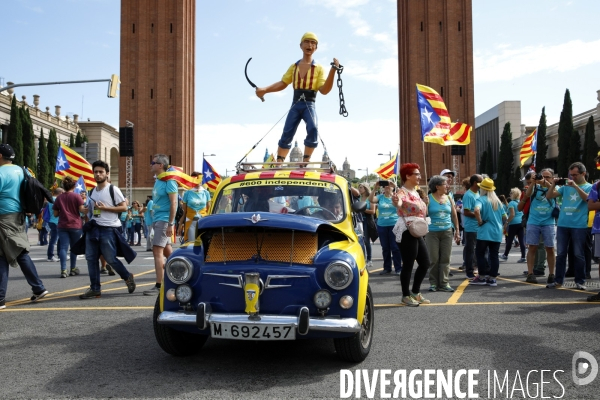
[344,58,398,87]
[257,16,284,32]
[26,6,43,13]
[474,39,600,83]
[195,118,399,175]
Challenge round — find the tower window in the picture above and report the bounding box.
[441,87,444,97]
[461,155,464,164]
[420,22,423,32]
[458,21,461,31]
[442,153,445,163]
[170,23,173,33]
[132,89,135,100]
[460,87,463,97]
[132,24,135,33]
[170,88,172,99]
[439,21,442,32]
[151,23,154,33]
[150,89,153,99]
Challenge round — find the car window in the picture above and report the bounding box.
[213,180,345,222]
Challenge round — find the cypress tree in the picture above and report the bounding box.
[37,128,49,187]
[485,140,494,176]
[83,135,88,143]
[7,96,24,166]
[69,133,75,147]
[535,107,548,170]
[567,128,582,168]
[75,130,83,147]
[47,128,59,185]
[479,151,488,175]
[22,107,36,170]
[497,122,514,196]
[557,89,574,176]
[512,166,523,190]
[583,116,599,181]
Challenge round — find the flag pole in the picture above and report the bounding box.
[421,141,428,194]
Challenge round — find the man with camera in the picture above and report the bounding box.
[546,162,592,290]
[518,171,547,277]
[523,168,557,284]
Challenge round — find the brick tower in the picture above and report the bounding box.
[119,0,195,192]
[397,0,476,184]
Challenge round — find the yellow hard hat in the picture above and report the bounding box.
[301,32,319,43]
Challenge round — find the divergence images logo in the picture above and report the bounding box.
[572,351,598,386]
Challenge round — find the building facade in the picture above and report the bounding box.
[119,0,196,192]
[397,0,476,185]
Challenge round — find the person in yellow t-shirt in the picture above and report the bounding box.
[255,32,340,164]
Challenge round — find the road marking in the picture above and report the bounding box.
[0,306,154,312]
[375,301,599,308]
[446,279,470,304]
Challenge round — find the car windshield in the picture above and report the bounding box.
[212,179,345,222]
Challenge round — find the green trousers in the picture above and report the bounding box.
[426,229,453,287]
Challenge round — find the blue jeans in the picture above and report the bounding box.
[377,225,402,272]
[555,227,587,285]
[0,252,46,301]
[85,227,131,291]
[476,240,501,277]
[58,228,82,272]
[278,101,318,149]
[47,222,58,258]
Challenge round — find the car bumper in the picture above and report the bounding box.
[157,303,361,334]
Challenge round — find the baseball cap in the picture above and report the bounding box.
[0,144,15,160]
[440,169,455,177]
[301,32,319,43]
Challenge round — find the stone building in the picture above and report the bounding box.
[340,158,356,180]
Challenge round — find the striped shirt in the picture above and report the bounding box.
[282,60,326,91]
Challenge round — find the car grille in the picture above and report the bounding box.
[205,231,317,264]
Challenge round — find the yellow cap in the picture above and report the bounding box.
[301,32,319,43]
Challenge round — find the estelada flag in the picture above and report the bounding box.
[416,84,452,145]
[157,166,200,189]
[55,144,96,189]
[201,158,222,192]
[373,152,399,180]
[519,128,537,167]
[444,122,471,146]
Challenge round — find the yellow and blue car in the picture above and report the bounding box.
[153,162,374,362]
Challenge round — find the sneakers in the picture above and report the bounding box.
[576,283,587,291]
[124,274,136,294]
[0,299,5,309]
[411,292,430,304]
[517,258,527,263]
[107,264,116,276]
[143,286,160,296]
[401,295,419,307]
[525,274,538,284]
[100,268,108,275]
[586,293,600,302]
[48,256,59,262]
[466,274,475,281]
[394,270,402,275]
[30,290,48,302]
[379,270,392,275]
[438,285,455,292]
[458,265,465,271]
[547,274,555,284]
[60,271,68,278]
[366,261,373,268]
[546,282,562,289]
[429,285,437,292]
[470,276,488,285]
[486,278,497,287]
[79,289,101,299]
[522,270,545,276]
[499,254,508,260]
[69,268,80,276]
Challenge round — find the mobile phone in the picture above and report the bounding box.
[379,181,389,187]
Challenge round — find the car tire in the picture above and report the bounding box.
[153,297,208,356]
[333,285,374,362]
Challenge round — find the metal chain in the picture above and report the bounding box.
[332,64,348,117]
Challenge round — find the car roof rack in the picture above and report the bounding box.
[236,161,337,174]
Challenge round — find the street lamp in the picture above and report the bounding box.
[203,152,216,159]
[358,168,369,185]
[226,168,236,177]
[378,152,392,160]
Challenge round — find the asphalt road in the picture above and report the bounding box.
[1,231,599,399]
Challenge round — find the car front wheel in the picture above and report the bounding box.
[153,297,208,356]
[334,285,374,362]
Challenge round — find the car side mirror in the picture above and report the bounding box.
[352,201,367,213]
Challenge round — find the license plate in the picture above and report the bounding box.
[211,322,296,340]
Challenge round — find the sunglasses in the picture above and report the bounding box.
[150,161,163,166]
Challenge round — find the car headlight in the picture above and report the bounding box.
[313,290,332,309]
[175,284,193,303]
[339,295,354,309]
[166,288,177,302]
[324,261,353,290]
[166,257,193,284]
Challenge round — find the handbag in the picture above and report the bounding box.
[551,200,560,219]
[405,217,429,237]
[365,215,379,243]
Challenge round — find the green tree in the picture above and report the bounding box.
[47,128,59,185]
[512,166,523,190]
[582,116,598,182]
[7,96,24,166]
[37,128,50,187]
[69,133,75,147]
[535,107,548,170]
[557,89,574,176]
[496,122,514,196]
[21,107,36,170]
[83,135,89,143]
[479,150,488,175]
[485,140,494,176]
[567,127,582,168]
[75,130,83,147]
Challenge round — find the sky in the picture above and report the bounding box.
[3,0,600,179]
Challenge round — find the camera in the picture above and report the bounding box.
[556,178,567,185]
[535,173,543,181]
[379,181,389,187]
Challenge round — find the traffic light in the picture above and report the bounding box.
[108,74,120,98]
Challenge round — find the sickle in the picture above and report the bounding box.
[245,58,265,102]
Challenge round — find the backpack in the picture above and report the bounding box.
[20,167,53,214]
[42,202,52,222]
